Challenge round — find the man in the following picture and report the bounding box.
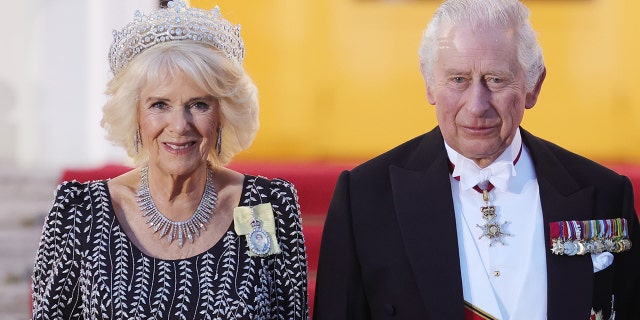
[313,0,640,319]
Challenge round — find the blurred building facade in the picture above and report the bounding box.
[1,1,639,318]
[0,0,155,170]
[1,0,639,170]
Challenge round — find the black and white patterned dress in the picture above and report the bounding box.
[32,175,308,320]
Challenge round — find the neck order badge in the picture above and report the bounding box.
[450,146,522,246]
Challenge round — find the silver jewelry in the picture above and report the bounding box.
[215,127,222,157]
[109,0,245,75]
[134,129,142,154]
[137,165,217,247]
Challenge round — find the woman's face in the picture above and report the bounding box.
[138,71,219,177]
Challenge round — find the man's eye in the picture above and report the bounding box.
[486,76,503,84]
[452,77,465,83]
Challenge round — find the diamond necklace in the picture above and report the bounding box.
[137,165,218,247]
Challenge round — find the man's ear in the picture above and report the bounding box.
[421,62,436,105]
[426,84,436,105]
[525,67,546,109]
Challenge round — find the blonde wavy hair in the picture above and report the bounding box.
[101,40,259,167]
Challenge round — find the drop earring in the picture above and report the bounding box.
[134,128,142,154]
[215,127,222,157]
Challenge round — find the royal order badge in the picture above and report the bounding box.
[233,203,281,257]
[248,217,271,256]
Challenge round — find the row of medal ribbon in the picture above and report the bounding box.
[549,218,632,256]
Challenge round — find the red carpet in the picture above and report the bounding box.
[60,161,640,314]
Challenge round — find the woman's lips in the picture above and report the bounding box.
[163,141,196,153]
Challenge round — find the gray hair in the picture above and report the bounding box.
[101,40,259,167]
[418,0,544,92]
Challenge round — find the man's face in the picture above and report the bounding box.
[425,25,541,167]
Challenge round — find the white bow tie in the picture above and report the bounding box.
[453,160,516,192]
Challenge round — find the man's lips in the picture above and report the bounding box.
[461,124,499,133]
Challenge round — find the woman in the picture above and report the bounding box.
[31,1,308,319]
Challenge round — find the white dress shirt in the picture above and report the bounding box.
[445,129,548,320]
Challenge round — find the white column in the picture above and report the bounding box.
[1,0,156,170]
[85,0,157,167]
[0,0,39,167]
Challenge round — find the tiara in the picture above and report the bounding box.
[108,0,244,75]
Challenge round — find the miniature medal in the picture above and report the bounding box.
[247,207,271,256]
[551,238,565,255]
[549,218,632,255]
[563,240,578,256]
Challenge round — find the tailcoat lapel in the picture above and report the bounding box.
[522,129,594,319]
[390,128,465,319]
[388,128,595,319]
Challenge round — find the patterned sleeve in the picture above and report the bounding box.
[32,181,87,319]
[266,178,309,319]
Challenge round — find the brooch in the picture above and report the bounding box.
[233,203,281,257]
[549,218,632,256]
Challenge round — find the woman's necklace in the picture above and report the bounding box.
[137,165,218,247]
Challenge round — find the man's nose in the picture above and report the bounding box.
[464,81,492,115]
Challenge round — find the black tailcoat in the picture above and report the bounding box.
[314,127,640,320]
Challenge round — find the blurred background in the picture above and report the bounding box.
[1,0,639,318]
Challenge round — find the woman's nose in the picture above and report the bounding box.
[168,108,192,133]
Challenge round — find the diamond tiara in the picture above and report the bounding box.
[108,0,244,75]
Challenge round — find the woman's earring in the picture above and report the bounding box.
[134,129,142,154]
[215,127,222,157]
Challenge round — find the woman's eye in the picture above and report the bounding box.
[150,101,168,109]
[190,102,211,112]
